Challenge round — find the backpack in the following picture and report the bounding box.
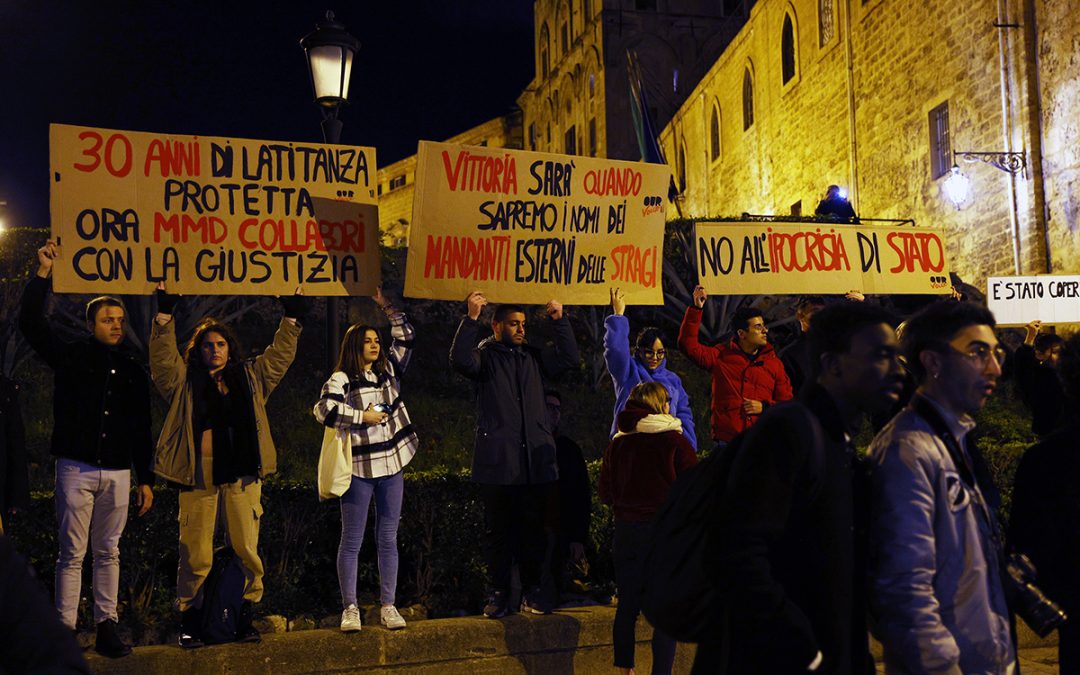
[640,403,826,645]
[199,546,246,645]
[639,434,742,644]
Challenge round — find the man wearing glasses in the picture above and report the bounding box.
[678,285,792,449]
[868,301,1016,674]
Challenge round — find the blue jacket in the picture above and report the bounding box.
[603,315,697,451]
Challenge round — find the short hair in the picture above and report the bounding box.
[85,296,125,326]
[1057,334,1080,402]
[493,304,526,323]
[634,326,665,357]
[185,317,244,370]
[628,381,669,414]
[730,306,764,333]
[807,303,896,371]
[826,185,841,197]
[1034,333,1064,354]
[900,301,996,383]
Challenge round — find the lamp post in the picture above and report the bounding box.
[301,10,359,371]
[943,149,1026,210]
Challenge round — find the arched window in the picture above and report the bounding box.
[540,24,550,79]
[819,0,834,46]
[710,105,721,161]
[781,15,796,84]
[742,69,754,130]
[677,142,687,191]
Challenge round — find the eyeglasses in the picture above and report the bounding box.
[642,349,666,358]
[948,343,1006,368]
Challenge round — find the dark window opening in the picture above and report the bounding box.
[710,108,721,161]
[742,70,754,130]
[781,16,796,84]
[565,126,578,155]
[929,102,951,179]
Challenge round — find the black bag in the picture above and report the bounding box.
[639,436,741,644]
[199,546,246,645]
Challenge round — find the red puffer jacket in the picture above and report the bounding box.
[678,306,793,442]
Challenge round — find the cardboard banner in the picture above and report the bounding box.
[49,123,380,296]
[987,275,1080,326]
[694,221,953,295]
[403,141,671,305]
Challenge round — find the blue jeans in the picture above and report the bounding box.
[338,471,404,607]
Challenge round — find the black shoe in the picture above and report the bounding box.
[94,619,132,658]
[178,608,204,649]
[483,591,512,619]
[521,588,552,615]
[236,601,261,643]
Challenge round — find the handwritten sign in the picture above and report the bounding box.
[49,123,380,295]
[987,275,1080,326]
[694,221,953,295]
[403,141,671,305]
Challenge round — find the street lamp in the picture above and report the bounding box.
[942,150,1026,210]
[300,10,359,370]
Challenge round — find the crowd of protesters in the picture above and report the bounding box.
[2,236,1079,675]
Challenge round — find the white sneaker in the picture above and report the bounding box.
[340,604,362,633]
[380,605,406,630]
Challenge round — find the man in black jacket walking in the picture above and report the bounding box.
[19,240,154,658]
[450,291,579,618]
[697,302,903,674]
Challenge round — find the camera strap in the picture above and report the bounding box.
[911,395,1004,553]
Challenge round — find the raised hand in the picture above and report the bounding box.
[466,291,488,321]
[545,300,564,321]
[692,285,708,309]
[610,287,626,316]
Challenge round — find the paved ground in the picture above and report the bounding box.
[872,647,1060,673]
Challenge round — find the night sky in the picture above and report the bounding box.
[0,1,535,231]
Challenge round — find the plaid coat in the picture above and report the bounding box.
[313,312,418,478]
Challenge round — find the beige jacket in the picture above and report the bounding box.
[150,317,300,487]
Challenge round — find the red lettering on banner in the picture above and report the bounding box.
[767,228,851,272]
[153,212,226,244]
[609,244,657,287]
[583,168,643,197]
[886,232,945,273]
[423,235,511,281]
[441,151,518,193]
[144,139,201,177]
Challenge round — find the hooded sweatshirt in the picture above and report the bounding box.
[598,401,697,522]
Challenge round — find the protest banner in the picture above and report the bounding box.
[403,141,671,305]
[48,123,380,296]
[987,275,1080,326]
[694,220,953,295]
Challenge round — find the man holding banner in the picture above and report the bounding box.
[678,286,792,446]
[450,291,580,618]
[19,240,155,659]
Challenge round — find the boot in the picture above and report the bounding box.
[94,619,132,658]
[236,601,260,643]
[178,607,204,649]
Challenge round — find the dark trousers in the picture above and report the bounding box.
[613,520,677,673]
[479,483,549,595]
[1062,622,1080,675]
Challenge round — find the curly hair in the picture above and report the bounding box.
[185,318,244,370]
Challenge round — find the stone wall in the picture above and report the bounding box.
[660,0,1079,291]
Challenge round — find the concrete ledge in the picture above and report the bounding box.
[86,606,696,674]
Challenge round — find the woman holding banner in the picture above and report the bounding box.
[313,287,418,633]
[603,288,697,451]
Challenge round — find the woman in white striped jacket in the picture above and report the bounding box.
[313,288,419,633]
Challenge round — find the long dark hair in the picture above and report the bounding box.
[185,318,243,370]
[335,324,388,376]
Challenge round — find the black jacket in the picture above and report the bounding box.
[1013,344,1064,437]
[19,277,154,485]
[1009,421,1080,617]
[696,384,872,675]
[449,316,579,485]
[0,376,29,514]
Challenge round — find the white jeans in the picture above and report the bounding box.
[54,458,131,629]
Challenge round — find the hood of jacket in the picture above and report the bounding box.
[615,401,684,436]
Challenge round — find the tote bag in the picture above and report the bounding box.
[317,427,351,500]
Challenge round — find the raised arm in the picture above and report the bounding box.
[540,300,580,377]
[450,291,487,380]
[602,289,634,385]
[18,242,65,368]
[149,311,187,402]
[678,297,719,371]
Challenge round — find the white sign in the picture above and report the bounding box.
[987,275,1080,325]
